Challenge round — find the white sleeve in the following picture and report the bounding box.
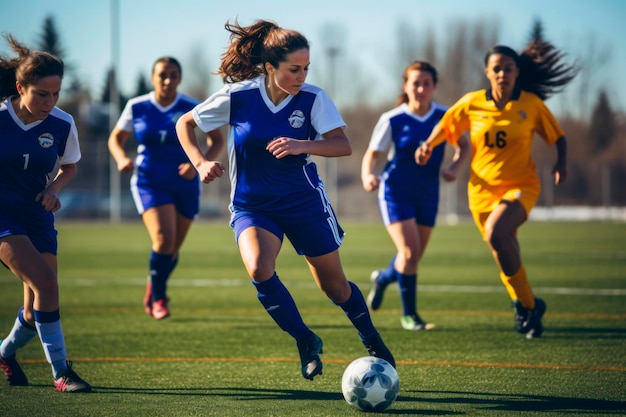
[192,86,231,133]
[115,100,135,131]
[310,89,346,138]
[58,118,81,164]
[368,114,392,152]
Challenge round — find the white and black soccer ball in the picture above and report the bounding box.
[341,356,399,412]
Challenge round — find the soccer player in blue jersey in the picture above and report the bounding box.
[0,34,91,392]
[108,57,224,320]
[175,19,395,380]
[362,61,469,331]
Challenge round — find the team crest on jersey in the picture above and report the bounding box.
[518,111,527,121]
[288,110,306,128]
[38,133,54,148]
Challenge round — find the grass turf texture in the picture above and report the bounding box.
[0,220,624,416]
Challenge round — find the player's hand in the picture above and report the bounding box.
[362,174,381,192]
[178,162,197,180]
[117,157,134,173]
[197,160,225,183]
[415,143,432,165]
[266,137,305,159]
[553,161,567,185]
[35,189,62,212]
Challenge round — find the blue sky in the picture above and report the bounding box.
[1,0,625,115]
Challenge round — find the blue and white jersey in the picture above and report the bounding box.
[117,92,199,185]
[369,102,447,207]
[0,98,80,220]
[192,76,345,221]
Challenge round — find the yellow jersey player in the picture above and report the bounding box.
[415,40,577,339]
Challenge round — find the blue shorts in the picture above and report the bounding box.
[0,212,58,255]
[378,198,437,227]
[231,211,345,257]
[131,177,201,219]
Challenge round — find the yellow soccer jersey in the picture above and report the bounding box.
[441,88,564,212]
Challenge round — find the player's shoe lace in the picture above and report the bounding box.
[362,332,396,368]
[54,361,92,393]
[296,333,323,380]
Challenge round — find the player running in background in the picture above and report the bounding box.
[362,61,469,330]
[176,19,395,380]
[0,34,91,392]
[108,57,224,320]
[415,40,577,339]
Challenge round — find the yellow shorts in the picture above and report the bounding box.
[470,185,539,239]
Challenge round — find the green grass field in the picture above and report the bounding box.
[1,220,625,416]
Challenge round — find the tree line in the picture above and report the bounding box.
[22,15,626,219]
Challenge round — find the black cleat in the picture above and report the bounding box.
[366,270,387,311]
[363,332,396,368]
[0,353,28,386]
[54,361,92,393]
[296,333,323,380]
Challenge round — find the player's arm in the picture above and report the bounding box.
[203,128,225,160]
[176,111,225,183]
[441,134,470,182]
[267,127,352,159]
[415,122,447,165]
[37,163,78,212]
[361,147,383,192]
[108,127,134,173]
[553,136,567,185]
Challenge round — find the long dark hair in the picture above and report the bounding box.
[0,34,64,100]
[484,40,578,100]
[217,19,309,83]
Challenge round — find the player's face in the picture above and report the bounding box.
[485,53,519,93]
[16,75,61,122]
[269,48,310,97]
[403,69,436,107]
[152,61,181,100]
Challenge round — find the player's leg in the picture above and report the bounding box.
[0,236,90,391]
[484,200,545,337]
[141,204,177,319]
[236,220,321,379]
[305,250,396,368]
[0,285,34,386]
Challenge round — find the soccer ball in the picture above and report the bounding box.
[341,356,399,412]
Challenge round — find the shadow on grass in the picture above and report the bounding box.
[404,389,626,414]
[76,386,626,415]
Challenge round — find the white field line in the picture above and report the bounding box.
[46,278,626,296]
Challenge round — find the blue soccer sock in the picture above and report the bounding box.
[398,273,417,316]
[0,307,37,358]
[150,251,173,301]
[377,256,398,287]
[337,281,378,341]
[253,273,311,340]
[33,309,68,379]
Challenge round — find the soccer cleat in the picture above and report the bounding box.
[363,332,396,368]
[366,270,387,311]
[296,333,324,380]
[524,298,546,339]
[513,298,546,338]
[151,299,170,320]
[54,361,92,393]
[401,314,436,331]
[143,279,152,315]
[0,352,29,386]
